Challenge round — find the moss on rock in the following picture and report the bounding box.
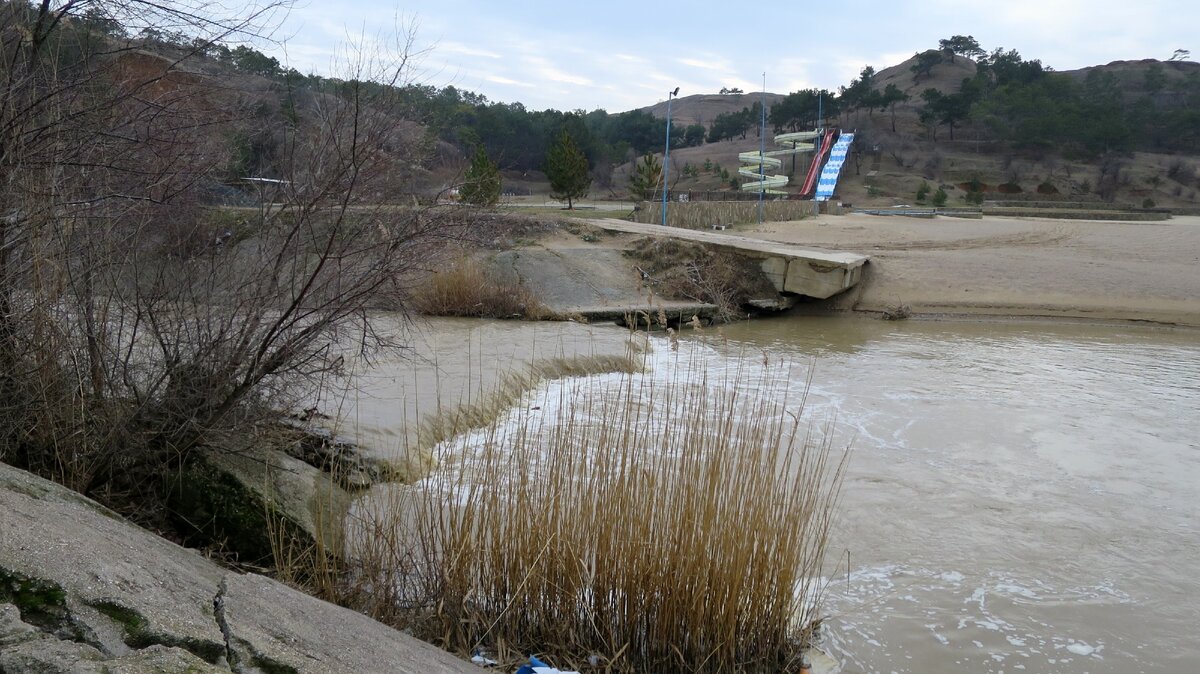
[0,567,69,631]
[168,453,295,567]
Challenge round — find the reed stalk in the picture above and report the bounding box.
[347,340,847,673]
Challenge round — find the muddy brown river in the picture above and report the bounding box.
[341,315,1199,673]
[711,316,1199,673]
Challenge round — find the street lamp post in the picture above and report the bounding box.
[661,87,679,226]
[758,72,766,224]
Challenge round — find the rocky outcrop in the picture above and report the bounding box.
[0,462,480,674]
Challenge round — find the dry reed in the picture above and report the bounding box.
[347,338,847,673]
[410,256,551,320]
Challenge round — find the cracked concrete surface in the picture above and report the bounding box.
[0,462,480,673]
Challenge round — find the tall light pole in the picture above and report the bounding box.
[758,72,766,224]
[661,86,679,226]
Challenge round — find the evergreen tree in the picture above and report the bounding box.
[460,146,501,206]
[880,83,910,132]
[545,130,591,209]
[911,50,944,83]
[628,152,663,202]
[916,181,931,203]
[939,35,985,63]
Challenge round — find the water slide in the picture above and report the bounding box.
[737,131,819,194]
[798,128,837,197]
[814,132,855,202]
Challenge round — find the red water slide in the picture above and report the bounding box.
[799,128,838,197]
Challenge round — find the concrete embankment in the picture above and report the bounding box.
[489,239,720,322]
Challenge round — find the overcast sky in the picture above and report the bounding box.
[264,0,1195,113]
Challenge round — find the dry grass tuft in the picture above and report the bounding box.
[410,256,552,320]
[344,343,847,672]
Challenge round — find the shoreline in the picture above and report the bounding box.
[794,303,1200,331]
[514,212,1200,330]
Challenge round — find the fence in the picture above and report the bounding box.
[660,190,812,202]
[632,200,819,229]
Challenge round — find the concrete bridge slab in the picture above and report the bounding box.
[585,218,869,299]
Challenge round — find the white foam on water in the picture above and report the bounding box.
[820,565,1124,673]
[1066,642,1095,656]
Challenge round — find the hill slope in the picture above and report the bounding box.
[639,92,786,127]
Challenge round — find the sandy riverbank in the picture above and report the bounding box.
[733,214,1200,327]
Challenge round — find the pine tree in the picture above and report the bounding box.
[628,152,662,202]
[544,130,591,209]
[461,146,501,206]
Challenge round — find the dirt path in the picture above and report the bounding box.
[734,214,1200,327]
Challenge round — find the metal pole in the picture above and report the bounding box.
[661,89,676,226]
[813,90,824,194]
[758,72,766,224]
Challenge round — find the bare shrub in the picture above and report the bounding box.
[0,4,462,512]
[923,151,943,176]
[1096,156,1125,202]
[889,145,919,169]
[1007,162,1027,184]
[1167,159,1197,185]
[1041,155,1059,180]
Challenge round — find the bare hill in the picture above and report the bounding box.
[873,53,979,96]
[638,92,786,127]
[1062,58,1200,101]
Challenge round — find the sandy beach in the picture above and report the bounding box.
[733,214,1200,327]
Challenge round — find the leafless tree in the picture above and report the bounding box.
[0,2,464,505]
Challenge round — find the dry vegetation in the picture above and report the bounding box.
[327,340,847,673]
[409,256,551,320]
[626,238,781,322]
[0,1,468,520]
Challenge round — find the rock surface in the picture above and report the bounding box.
[0,462,480,674]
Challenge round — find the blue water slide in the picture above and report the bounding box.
[814,133,855,202]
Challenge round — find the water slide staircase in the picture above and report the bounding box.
[737,131,819,194]
[814,132,855,202]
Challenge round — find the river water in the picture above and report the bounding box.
[705,316,1200,674]
[349,315,1199,673]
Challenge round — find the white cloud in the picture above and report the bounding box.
[439,41,501,59]
[267,0,1199,112]
[483,74,534,87]
[524,56,593,86]
[676,56,736,75]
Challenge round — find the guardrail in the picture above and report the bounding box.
[853,207,982,219]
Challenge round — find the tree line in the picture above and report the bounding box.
[903,37,1200,154]
[96,20,1200,181]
